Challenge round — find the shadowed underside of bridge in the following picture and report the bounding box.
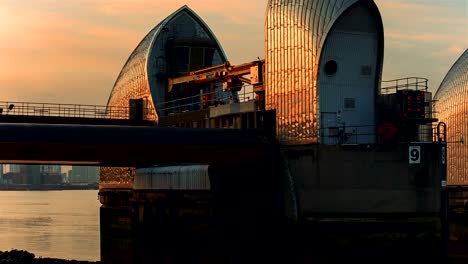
[0,124,274,166]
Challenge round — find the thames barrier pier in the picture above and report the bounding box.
[2,1,467,263]
[95,2,448,263]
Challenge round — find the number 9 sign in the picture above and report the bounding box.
[409,146,421,164]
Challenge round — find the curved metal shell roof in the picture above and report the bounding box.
[434,49,468,100]
[107,5,227,122]
[265,0,384,145]
[433,49,468,184]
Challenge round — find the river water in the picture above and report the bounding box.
[1,190,466,263]
[0,190,100,261]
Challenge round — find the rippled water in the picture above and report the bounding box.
[0,190,100,261]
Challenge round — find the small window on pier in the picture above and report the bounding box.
[324,60,338,75]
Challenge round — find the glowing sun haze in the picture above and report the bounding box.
[0,0,466,105]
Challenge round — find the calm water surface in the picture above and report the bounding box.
[0,190,100,261]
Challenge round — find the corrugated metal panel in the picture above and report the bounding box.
[433,49,468,185]
[265,0,383,145]
[134,165,210,190]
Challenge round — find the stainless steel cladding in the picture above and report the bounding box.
[102,6,227,188]
[434,49,468,185]
[134,165,211,190]
[265,0,384,145]
[106,5,227,122]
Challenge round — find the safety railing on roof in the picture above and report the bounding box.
[318,122,441,144]
[155,84,258,115]
[381,77,428,94]
[319,124,438,144]
[0,84,258,120]
[0,101,129,119]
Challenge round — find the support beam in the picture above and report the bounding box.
[0,123,273,166]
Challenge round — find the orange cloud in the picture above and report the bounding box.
[0,1,268,105]
[432,46,465,58]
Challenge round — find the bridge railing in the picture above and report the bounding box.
[318,123,439,144]
[154,84,258,115]
[381,77,429,94]
[0,101,129,119]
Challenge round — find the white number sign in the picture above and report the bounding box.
[409,146,421,164]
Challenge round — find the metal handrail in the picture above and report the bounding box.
[317,123,440,144]
[381,77,429,94]
[0,101,130,119]
[0,83,258,120]
[155,83,257,114]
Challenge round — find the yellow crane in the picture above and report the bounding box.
[167,59,265,94]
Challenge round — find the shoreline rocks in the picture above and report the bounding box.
[0,250,100,264]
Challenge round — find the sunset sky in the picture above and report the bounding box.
[0,0,466,105]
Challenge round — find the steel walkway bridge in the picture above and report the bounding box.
[0,123,273,166]
[0,99,275,166]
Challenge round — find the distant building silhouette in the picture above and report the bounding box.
[41,165,61,174]
[9,164,21,173]
[2,164,63,185]
[25,165,41,185]
[69,166,99,184]
[40,165,63,185]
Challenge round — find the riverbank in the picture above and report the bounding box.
[0,250,100,263]
[0,183,98,191]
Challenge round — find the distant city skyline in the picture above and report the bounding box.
[1,164,98,185]
[0,0,466,104]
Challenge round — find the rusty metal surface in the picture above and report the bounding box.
[100,167,135,189]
